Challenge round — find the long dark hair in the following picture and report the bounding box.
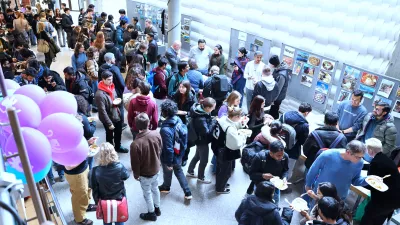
[249,95,265,118]
[178,80,191,105]
[74,42,84,58]
[211,44,223,67]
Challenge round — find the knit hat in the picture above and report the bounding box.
[269,55,280,67]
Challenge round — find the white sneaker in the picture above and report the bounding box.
[197,178,212,184]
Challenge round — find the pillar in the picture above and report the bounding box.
[54,0,60,9]
[167,0,181,46]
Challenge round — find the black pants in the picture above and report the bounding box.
[269,100,282,119]
[103,120,123,150]
[360,201,395,225]
[65,30,72,49]
[247,181,254,194]
[215,154,232,192]
[44,52,52,68]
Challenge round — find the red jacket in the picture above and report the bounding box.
[127,95,158,132]
[152,67,168,100]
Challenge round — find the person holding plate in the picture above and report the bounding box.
[360,138,400,225]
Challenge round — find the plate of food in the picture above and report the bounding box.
[87,117,96,123]
[365,175,388,192]
[113,98,122,105]
[322,60,334,71]
[286,197,309,212]
[270,177,288,190]
[308,56,321,67]
[88,144,100,157]
[238,129,252,137]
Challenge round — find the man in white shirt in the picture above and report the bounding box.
[243,51,266,111]
[189,39,213,75]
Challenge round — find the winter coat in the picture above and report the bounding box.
[95,84,121,126]
[98,41,122,67]
[356,113,397,157]
[85,59,98,81]
[144,25,158,41]
[280,111,309,159]
[250,150,289,184]
[187,69,204,92]
[39,31,60,59]
[65,72,89,100]
[98,63,125,98]
[38,70,66,91]
[127,95,158,132]
[217,116,247,151]
[71,52,88,71]
[165,46,179,73]
[91,162,129,204]
[190,103,216,144]
[95,17,106,33]
[115,25,124,52]
[303,126,347,169]
[152,67,168,100]
[235,195,284,225]
[253,77,279,106]
[61,14,73,32]
[160,116,187,166]
[173,90,196,124]
[147,39,158,64]
[209,53,225,75]
[273,61,290,102]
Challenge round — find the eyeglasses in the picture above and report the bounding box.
[350,153,363,160]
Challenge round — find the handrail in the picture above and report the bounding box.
[43,177,68,225]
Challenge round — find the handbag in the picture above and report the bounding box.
[96,197,129,223]
[37,33,50,53]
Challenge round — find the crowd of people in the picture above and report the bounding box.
[2,3,400,225]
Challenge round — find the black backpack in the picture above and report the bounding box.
[203,75,231,101]
[390,147,400,167]
[78,71,94,104]
[241,141,265,174]
[311,130,345,158]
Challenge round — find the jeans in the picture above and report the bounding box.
[139,173,161,213]
[211,155,217,173]
[245,88,254,113]
[188,144,209,179]
[104,222,124,225]
[87,157,94,170]
[269,100,282,119]
[161,163,190,194]
[56,28,66,47]
[47,161,64,180]
[29,29,37,45]
[154,98,166,120]
[103,120,123,150]
[232,77,246,107]
[273,188,280,205]
[215,154,232,192]
[89,80,98,108]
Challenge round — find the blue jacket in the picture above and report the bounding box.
[189,103,215,144]
[160,116,188,166]
[187,69,204,92]
[14,75,37,86]
[115,25,124,52]
[235,195,283,225]
[280,111,309,159]
[71,53,88,71]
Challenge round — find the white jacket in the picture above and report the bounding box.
[243,60,265,90]
[217,116,247,150]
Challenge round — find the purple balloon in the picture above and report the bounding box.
[52,137,89,166]
[0,94,42,133]
[38,113,84,153]
[5,127,52,173]
[40,91,77,119]
[4,79,20,90]
[14,85,46,106]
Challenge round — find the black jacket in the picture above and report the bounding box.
[250,150,289,184]
[61,14,73,32]
[165,46,179,73]
[367,152,400,208]
[303,126,347,169]
[173,90,196,124]
[95,17,106,33]
[280,111,309,159]
[189,103,216,144]
[38,70,66,92]
[147,39,158,64]
[273,61,290,102]
[235,195,283,225]
[65,72,89,100]
[91,162,129,204]
[99,41,122,67]
[98,63,125,98]
[247,111,265,142]
[253,80,279,106]
[81,113,96,139]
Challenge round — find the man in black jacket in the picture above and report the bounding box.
[146,33,158,71]
[61,8,74,49]
[253,67,279,107]
[303,112,347,170]
[165,40,181,73]
[249,141,288,204]
[64,66,89,100]
[38,69,66,92]
[269,55,290,119]
[361,138,400,225]
[95,12,107,33]
[98,40,122,67]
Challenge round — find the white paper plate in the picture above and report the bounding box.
[365,175,388,192]
[270,177,288,190]
[88,145,100,157]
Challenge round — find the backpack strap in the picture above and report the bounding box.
[260,150,267,172]
[329,133,345,149]
[223,126,231,145]
[311,130,324,149]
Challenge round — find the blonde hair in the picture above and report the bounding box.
[98,142,119,166]
[225,90,242,106]
[365,138,382,154]
[38,22,46,32]
[228,106,242,118]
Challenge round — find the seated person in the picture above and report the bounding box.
[26,58,47,83]
[14,67,38,86]
[1,58,14,79]
[38,69,66,91]
[13,42,35,62]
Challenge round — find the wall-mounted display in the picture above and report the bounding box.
[300,75,313,87]
[293,61,303,75]
[316,81,329,94]
[373,95,393,106]
[303,63,315,76]
[341,65,361,92]
[318,70,332,84]
[393,100,400,118]
[359,84,375,99]
[296,51,309,63]
[313,92,327,104]
[283,56,294,69]
[338,90,351,103]
[308,56,321,67]
[321,59,335,72]
[397,87,400,98]
[360,72,379,88]
[283,46,295,58]
[377,79,395,98]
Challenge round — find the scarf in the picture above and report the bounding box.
[232,56,250,84]
[98,80,115,100]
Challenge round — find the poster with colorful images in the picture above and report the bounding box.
[293,61,303,75]
[302,63,315,76]
[337,90,351,103]
[377,79,395,98]
[296,51,309,63]
[254,39,263,47]
[392,100,400,118]
[321,59,335,72]
[313,91,326,104]
[283,46,295,58]
[316,81,329,94]
[283,56,294,69]
[397,87,400,98]
[373,95,393,107]
[250,43,259,52]
[360,72,379,88]
[300,75,312,87]
[308,55,321,67]
[359,84,375,99]
[318,70,332,84]
[341,65,361,92]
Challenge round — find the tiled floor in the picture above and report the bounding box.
[42,47,394,225]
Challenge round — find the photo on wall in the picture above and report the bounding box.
[377,79,395,98]
[318,70,332,84]
[303,63,315,76]
[373,95,393,107]
[337,90,351,103]
[360,72,379,88]
[316,81,329,94]
[397,87,400,98]
[341,65,361,92]
[307,55,321,67]
[359,84,375,99]
[392,100,400,118]
[321,59,335,72]
[313,91,327,104]
[249,43,259,52]
[283,46,295,58]
[293,61,303,75]
[300,75,313,87]
[283,56,294,69]
[296,51,310,63]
